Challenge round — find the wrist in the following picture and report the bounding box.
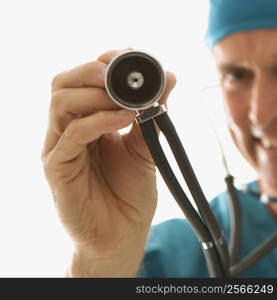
[69,252,141,278]
[69,234,148,278]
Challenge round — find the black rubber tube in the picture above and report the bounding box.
[154,112,230,277]
[224,175,242,265]
[139,118,224,277]
[230,232,277,276]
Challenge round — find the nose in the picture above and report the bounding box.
[248,74,277,130]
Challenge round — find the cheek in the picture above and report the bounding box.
[222,93,257,166]
[222,91,249,133]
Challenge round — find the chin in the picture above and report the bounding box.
[257,164,277,197]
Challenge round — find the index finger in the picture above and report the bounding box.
[96,48,133,64]
[51,48,132,92]
[51,60,106,92]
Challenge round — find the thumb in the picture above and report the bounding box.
[122,71,177,165]
[158,71,177,108]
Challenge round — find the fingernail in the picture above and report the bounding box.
[117,109,135,116]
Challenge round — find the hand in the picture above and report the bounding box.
[41,48,176,276]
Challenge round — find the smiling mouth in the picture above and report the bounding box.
[255,137,277,153]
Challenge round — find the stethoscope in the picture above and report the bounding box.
[104,50,277,278]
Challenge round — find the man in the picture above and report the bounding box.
[41,0,276,277]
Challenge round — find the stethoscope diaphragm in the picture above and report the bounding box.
[105,50,166,111]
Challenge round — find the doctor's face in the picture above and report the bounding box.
[213,29,277,197]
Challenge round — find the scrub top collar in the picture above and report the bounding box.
[246,180,277,203]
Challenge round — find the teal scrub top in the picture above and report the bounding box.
[138,181,277,277]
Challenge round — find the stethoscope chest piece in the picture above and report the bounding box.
[105,50,166,111]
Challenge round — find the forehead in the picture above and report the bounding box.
[213,29,277,68]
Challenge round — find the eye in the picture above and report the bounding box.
[224,69,247,81]
[221,68,253,91]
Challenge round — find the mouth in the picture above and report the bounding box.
[254,137,277,155]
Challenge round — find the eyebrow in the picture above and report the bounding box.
[218,54,277,72]
[217,63,247,73]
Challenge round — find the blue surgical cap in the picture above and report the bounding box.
[205,0,277,49]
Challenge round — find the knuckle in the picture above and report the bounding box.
[51,71,65,91]
[42,151,67,184]
[40,146,46,163]
[50,89,66,112]
[49,91,67,135]
[51,73,61,90]
[65,118,81,139]
[42,156,53,180]
[43,160,60,186]
[94,110,108,122]
[81,60,100,75]
[42,159,50,176]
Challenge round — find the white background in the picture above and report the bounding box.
[0,0,256,277]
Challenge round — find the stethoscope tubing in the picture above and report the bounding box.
[139,113,226,277]
[224,176,277,277]
[138,110,277,277]
[154,112,231,277]
[217,136,277,276]
[224,174,242,265]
